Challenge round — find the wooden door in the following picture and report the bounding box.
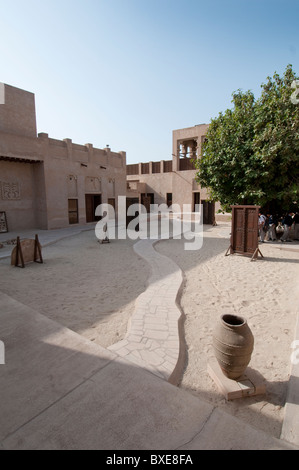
[167,193,172,208]
[193,192,200,212]
[68,199,78,225]
[85,194,102,223]
[126,197,139,228]
[202,200,215,224]
[141,193,154,213]
[94,195,102,221]
[245,207,259,253]
[108,198,115,210]
[232,207,245,252]
[85,195,93,223]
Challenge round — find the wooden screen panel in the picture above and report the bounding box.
[233,207,245,252]
[231,205,259,255]
[245,208,259,253]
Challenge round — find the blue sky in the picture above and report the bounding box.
[0,0,298,164]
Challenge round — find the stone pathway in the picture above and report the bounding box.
[108,239,184,383]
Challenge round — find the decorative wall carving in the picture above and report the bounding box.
[107,178,115,198]
[85,177,101,193]
[67,175,78,198]
[1,181,21,200]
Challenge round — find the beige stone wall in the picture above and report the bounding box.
[0,160,37,231]
[127,172,173,206]
[0,129,40,160]
[127,170,215,210]
[0,84,37,138]
[172,170,206,208]
[172,124,209,152]
[1,83,225,232]
[0,122,43,231]
[126,123,222,219]
[127,124,212,209]
[0,84,127,232]
[39,135,126,229]
[32,162,47,229]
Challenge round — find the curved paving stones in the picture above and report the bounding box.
[108,239,184,383]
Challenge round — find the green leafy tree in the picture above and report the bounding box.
[196,65,299,212]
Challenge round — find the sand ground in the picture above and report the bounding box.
[156,224,299,438]
[0,231,150,348]
[1,223,299,438]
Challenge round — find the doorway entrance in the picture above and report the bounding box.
[193,192,201,212]
[126,197,139,229]
[141,193,154,213]
[85,194,102,223]
[202,200,215,224]
[166,193,172,208]
[68,199,79,225]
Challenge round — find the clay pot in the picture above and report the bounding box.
[213,314,254,380]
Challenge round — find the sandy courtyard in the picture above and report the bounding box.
[156,225,299,438]
[1,223,299,439]
[0,231,150,348]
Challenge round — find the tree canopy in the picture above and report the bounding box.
[196,65,299,213]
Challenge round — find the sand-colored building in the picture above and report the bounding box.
[0,83,126,232]
[126,124,221,224]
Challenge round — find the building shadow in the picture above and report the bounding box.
[178,361,292,440]
[0,309,293,449]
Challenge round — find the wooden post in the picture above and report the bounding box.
[225,245,234,257]
[34,234,43,263]
[251,247,264,261]
[15,237,25,268]
[12,235,43,268]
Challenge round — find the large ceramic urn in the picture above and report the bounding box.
[213,314,254,380]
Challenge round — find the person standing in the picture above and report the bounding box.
[258,212,267,242]
[267,213,277,241]
[280,211,295,242]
